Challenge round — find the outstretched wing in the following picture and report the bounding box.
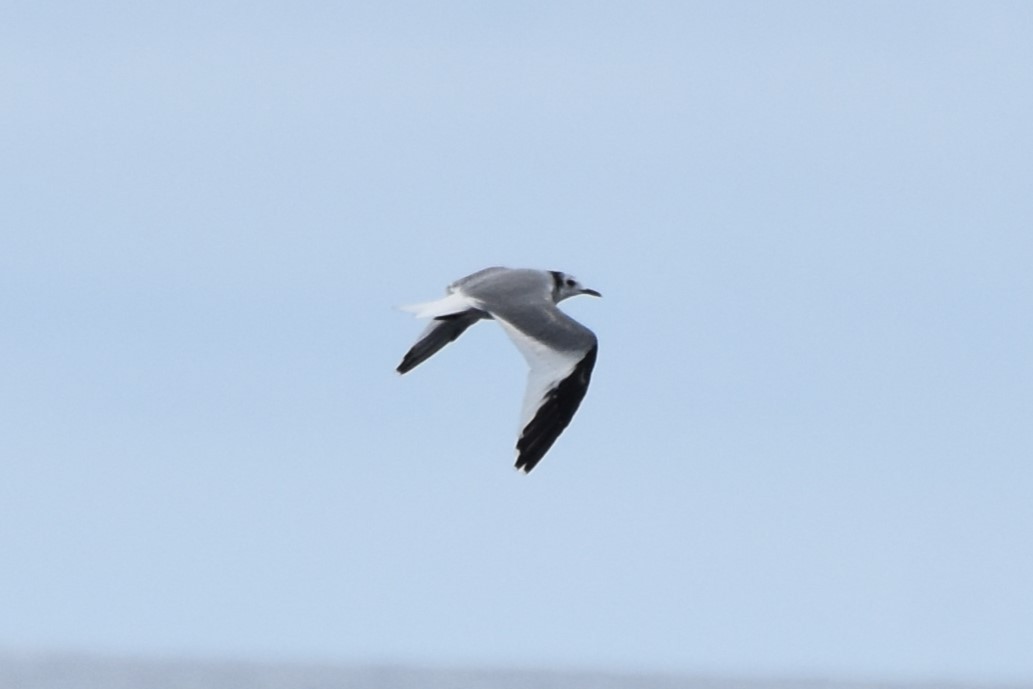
[492,304,598,473]
[396,309,489,374]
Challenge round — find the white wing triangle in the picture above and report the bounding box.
[495,318,584,435]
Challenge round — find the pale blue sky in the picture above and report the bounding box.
[2,1,1032,683]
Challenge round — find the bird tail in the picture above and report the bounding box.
[398,291,476,319]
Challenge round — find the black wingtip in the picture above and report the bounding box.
[395,309,486,375]
[396,352,418,375]
[514,344,598,473]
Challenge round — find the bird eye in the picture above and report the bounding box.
[565,278,576,287]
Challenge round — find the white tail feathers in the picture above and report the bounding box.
[398,291,477,319]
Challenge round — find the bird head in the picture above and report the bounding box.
[550,271,602,302]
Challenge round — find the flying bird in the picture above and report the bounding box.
[396,267,601,473]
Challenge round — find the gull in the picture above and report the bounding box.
[396,267,601,473]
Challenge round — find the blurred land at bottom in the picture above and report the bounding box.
[1,651,1028,689]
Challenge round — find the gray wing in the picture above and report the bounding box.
[488,301,598,473]
[396,308,490,374]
